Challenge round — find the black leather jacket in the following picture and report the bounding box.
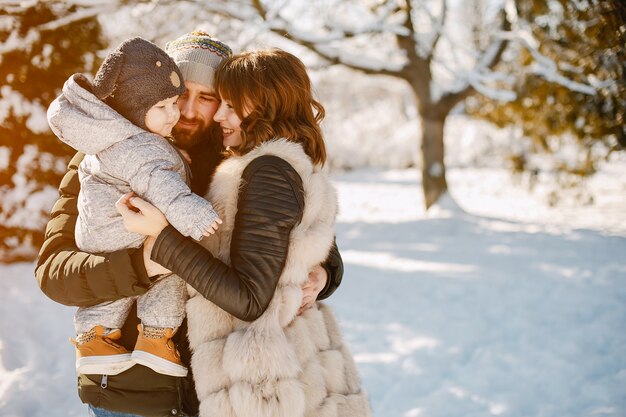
[151,154,343,321]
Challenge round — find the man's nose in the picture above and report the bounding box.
[179,97,195,119]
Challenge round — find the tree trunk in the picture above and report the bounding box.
[420,113,448,209]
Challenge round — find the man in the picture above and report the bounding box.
[35,31,343,417]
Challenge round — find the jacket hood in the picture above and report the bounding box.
[47,73,145,154]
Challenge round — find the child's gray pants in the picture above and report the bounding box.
[74,274,187,334]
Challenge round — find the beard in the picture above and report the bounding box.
[172,116,211,150]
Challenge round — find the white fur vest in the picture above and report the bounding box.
[186,139,371,417]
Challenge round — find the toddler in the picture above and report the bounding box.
[47,37,220,377]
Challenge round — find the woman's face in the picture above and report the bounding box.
[144,96,180,137]
[213,98,247,149]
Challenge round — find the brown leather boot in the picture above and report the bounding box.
[71,325,134,375]
[131,324,188,377]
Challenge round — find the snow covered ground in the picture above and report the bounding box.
[1,160,625,417]
[332,166,626,417]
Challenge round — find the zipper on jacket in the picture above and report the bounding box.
[100,374,108,389]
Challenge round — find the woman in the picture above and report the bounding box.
[117,49,371,417]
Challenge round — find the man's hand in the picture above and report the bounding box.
[298,265,328,315]
[143,236,171,277]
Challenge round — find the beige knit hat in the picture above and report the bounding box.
[165,31,232,89]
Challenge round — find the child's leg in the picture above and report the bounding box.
[74,298,135,334]
[136,274,187,329]
[132,274,188,377]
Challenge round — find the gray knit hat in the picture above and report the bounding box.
[165,31,232,89]
[92,37,185,129]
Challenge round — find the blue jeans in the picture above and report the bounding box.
[88,405,197,417]
[88,406,142,417]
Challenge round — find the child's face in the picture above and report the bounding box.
[213,98,246,149]
[144,96,180,137]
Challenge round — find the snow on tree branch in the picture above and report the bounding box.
[465,70,517,102]
[501,28,597,95]
[409,0,447,59]
[502,2,598,96]
[195,0,259,21]
[0,86,49,133]
[429,0,447,58]
[323,1,409,38]
[0,3,114,59]
[314,43,405,73]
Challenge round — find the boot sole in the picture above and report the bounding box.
[131,350,188,377]
[77,354,134,375]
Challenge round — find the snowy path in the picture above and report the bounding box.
[1,167,625,417]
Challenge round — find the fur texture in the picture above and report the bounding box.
[187,139,371,417]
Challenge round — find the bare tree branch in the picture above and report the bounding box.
[439,8,511,114]
[396,1,432,107]
[428,0,447,61]
[284,31,403,76]
[323,0,407,38]
[248,0,402,76]
[481,9,511,70]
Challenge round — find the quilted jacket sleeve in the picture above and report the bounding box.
[34,152,155,307]
[151,156,303,321]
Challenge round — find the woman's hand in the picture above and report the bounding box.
[298,265,328,315]
[115,192,168,237]
[142,236,171,277]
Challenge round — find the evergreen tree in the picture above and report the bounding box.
[0,2,105,262]
[467,0,625,176]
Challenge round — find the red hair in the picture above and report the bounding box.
[214,49,327,165]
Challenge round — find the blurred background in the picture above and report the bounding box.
[0,0,623,262]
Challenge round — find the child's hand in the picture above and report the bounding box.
[202,218,222,237]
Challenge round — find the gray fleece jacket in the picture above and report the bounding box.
[47,73,219,253]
